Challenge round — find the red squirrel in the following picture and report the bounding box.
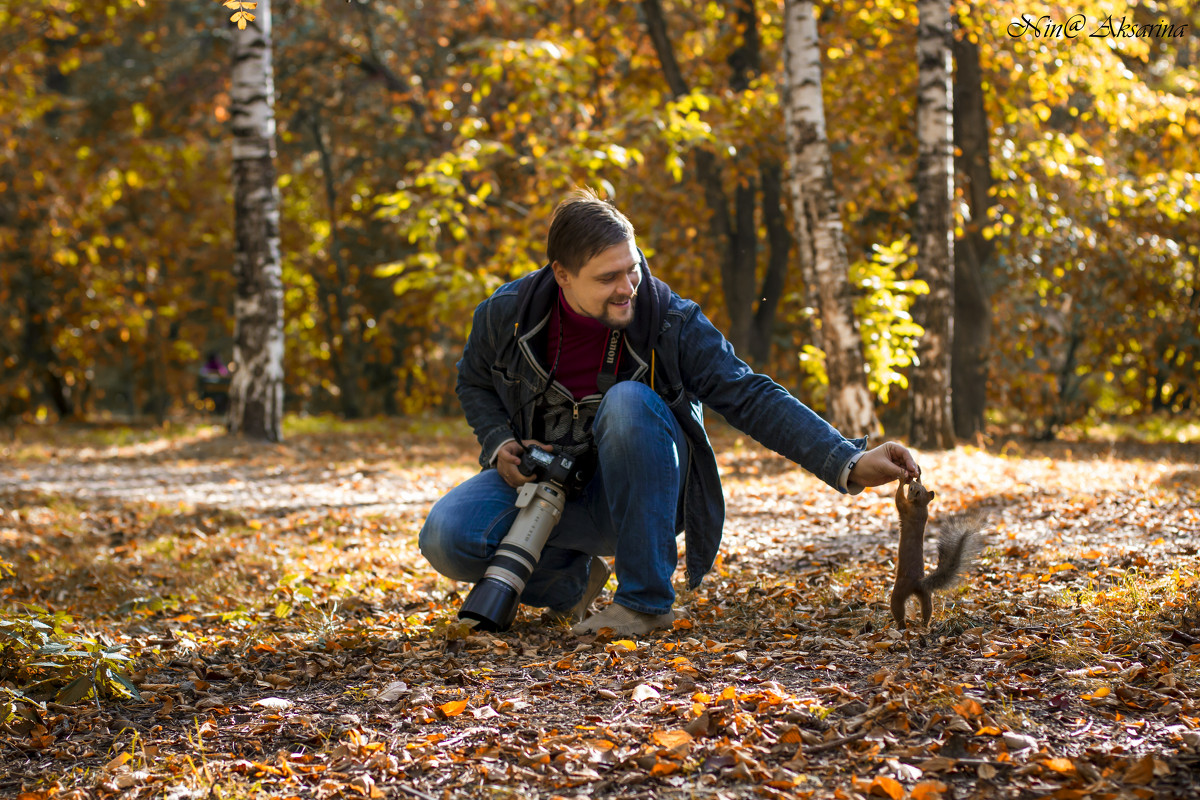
[890,478,982,630]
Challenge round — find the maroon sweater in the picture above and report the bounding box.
[546,288,614,399]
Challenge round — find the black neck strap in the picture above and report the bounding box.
[596,329,623,393]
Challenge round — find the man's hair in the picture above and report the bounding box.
[546,188,635,274]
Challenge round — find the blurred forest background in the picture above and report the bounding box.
[2,0,1198,441]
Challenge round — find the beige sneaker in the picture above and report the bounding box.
[571,602,676,637]
[544,556,611,626]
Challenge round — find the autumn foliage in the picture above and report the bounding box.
[1,0,1196,436]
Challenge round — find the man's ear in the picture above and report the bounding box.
[550,261,570,288]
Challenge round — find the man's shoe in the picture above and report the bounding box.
[544,556,611,626]
[571,602,676,637]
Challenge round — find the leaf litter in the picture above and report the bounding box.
[1,425,1198,799]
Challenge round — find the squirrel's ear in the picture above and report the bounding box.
[927,490,936,501]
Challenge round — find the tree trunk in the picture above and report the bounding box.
[228,0,285,442]
[782,0,877,436]
[951,29,993,441]
[910,0,956,449]
[309,111,364,419]
[751,161,792,364]
[639,0,790,367]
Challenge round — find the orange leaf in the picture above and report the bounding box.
[650,729,692,751]
[672,618,694,630]
[912,781,948,800]
[869,776,905,799]
[649,759,679,776]
[438,699,468,717]
[1123,755,1155,785]
[105,752,133,771]
[718,686,737,701]
[1043,757,1076,774]
[953,698,984,718]
[780,726,804,744]
[976,726,1003,736]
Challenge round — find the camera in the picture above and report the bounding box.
[457,446,587,631]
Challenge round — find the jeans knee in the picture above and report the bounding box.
[595,381,669,447]
[419,503,489,583]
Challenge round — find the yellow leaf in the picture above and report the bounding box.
[608,640,637,652]
[248,519,263,530]
[438,699,467,717]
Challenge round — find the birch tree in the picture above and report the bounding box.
[781,0,877,436]
[227,0,284,441]
[910,0,956,449]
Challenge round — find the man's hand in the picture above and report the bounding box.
[848,442,921,488]
[496,439,550,489]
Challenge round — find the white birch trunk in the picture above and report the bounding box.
[911,0,956,449]
[228,0,284,442]
[782,0,877,436]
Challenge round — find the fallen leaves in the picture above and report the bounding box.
[1,428,1199,799]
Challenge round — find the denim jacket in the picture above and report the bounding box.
[456,258,867,589]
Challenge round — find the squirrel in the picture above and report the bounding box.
[890,478,983,630]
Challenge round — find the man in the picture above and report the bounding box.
[420,189,920,637]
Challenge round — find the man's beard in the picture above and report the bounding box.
[599,296,636,330]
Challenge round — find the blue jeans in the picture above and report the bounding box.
[420,382,688,615]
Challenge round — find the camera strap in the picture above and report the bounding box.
[595,329,624,393]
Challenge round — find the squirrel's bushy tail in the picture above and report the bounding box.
[921,517,985,593]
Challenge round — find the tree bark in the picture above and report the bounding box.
[910,0,957,449]
[782,0,877,436]
[228,0,285,442]
[951,29,993,441]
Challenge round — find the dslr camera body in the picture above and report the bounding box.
[457,445,590,631]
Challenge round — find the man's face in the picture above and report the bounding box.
[552,239,641,330]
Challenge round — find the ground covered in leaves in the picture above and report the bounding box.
[1,418,1199,800]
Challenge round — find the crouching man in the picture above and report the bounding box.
[419,189,919,637]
